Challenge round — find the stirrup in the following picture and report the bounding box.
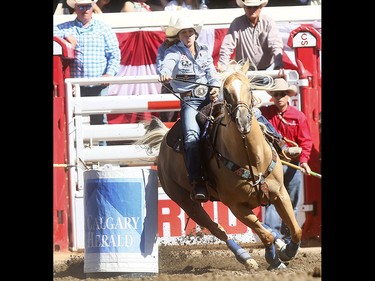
[190,180,208,203]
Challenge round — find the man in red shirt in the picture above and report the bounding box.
[260,78,312,243]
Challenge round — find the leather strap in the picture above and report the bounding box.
[180,91,193,98]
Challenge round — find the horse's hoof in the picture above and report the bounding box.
[278,241,300,262]
[244,258,259,271]
[267,262,287,271]
[278,244,290,261]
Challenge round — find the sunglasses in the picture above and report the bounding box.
[245,5,261,10]
[77,4,92,11]
[271,91,288,98]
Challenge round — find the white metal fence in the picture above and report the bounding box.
[64,71,300,250]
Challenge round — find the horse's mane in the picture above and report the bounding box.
[217,60,274,108]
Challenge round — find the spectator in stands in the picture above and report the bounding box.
[164,0,199,11]
[62,0,75,13]
[218,0,284,71]
[156,15,180,122]
[63,0,141,13]
[121,0,152,11]
[208,0,237,8]
[267,0,292,6]
[54,0,121,145]
[158,15,220,203]
[63,0,113,13]
[267,0,314,6]
[148,0,169,10]
[92,0,112,12]
[99,0,127,12]
[260,78,312,243]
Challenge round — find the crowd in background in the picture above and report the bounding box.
[56,0,318,14]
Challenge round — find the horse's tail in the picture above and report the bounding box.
[134,117,169,157]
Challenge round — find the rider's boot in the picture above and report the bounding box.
[190,178,208,203]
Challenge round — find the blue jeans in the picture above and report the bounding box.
[254,108,283,139]
[180,95,211,183]
[264,162,303,242]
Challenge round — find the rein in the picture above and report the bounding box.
[173,77,215,87]
[226,102,253,124]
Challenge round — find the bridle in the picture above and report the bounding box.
[214,72,277,194]
[222,73,254,135]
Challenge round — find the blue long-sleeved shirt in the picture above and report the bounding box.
[156,41,168,75]
[159,41,220,92]
[54,18,120,78]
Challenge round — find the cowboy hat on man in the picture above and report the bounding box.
[266,78,298,97]
[236,0,268,8]
[67,0,97,9]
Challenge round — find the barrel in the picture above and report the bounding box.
[83,166,158,274]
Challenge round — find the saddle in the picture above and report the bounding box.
[166,118,184,153]
[166,101,225,154]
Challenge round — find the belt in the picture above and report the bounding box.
[180,85,209,98]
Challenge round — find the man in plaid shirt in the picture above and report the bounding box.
[54,0,120,141]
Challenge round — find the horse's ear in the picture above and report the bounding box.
[241,59,250,73]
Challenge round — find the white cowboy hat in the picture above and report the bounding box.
[236,0,268,8]
[167,16,203,38]
[266,78,298,97]
[67,0,97,9]
[162,14,179,39]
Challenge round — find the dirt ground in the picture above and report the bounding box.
[53,241,321,281]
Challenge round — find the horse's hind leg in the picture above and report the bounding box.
[162,184,227,241]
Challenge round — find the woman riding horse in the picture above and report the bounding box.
[137,61,303,270]
[158,15,220,203]
[158,15,301,203]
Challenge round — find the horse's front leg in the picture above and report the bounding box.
[229,204,286,270]
[261,223,287,269]
[271,187,303,261]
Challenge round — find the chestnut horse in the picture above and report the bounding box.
[136,62,302,270]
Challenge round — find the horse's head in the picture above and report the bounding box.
[221,62,254,135]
